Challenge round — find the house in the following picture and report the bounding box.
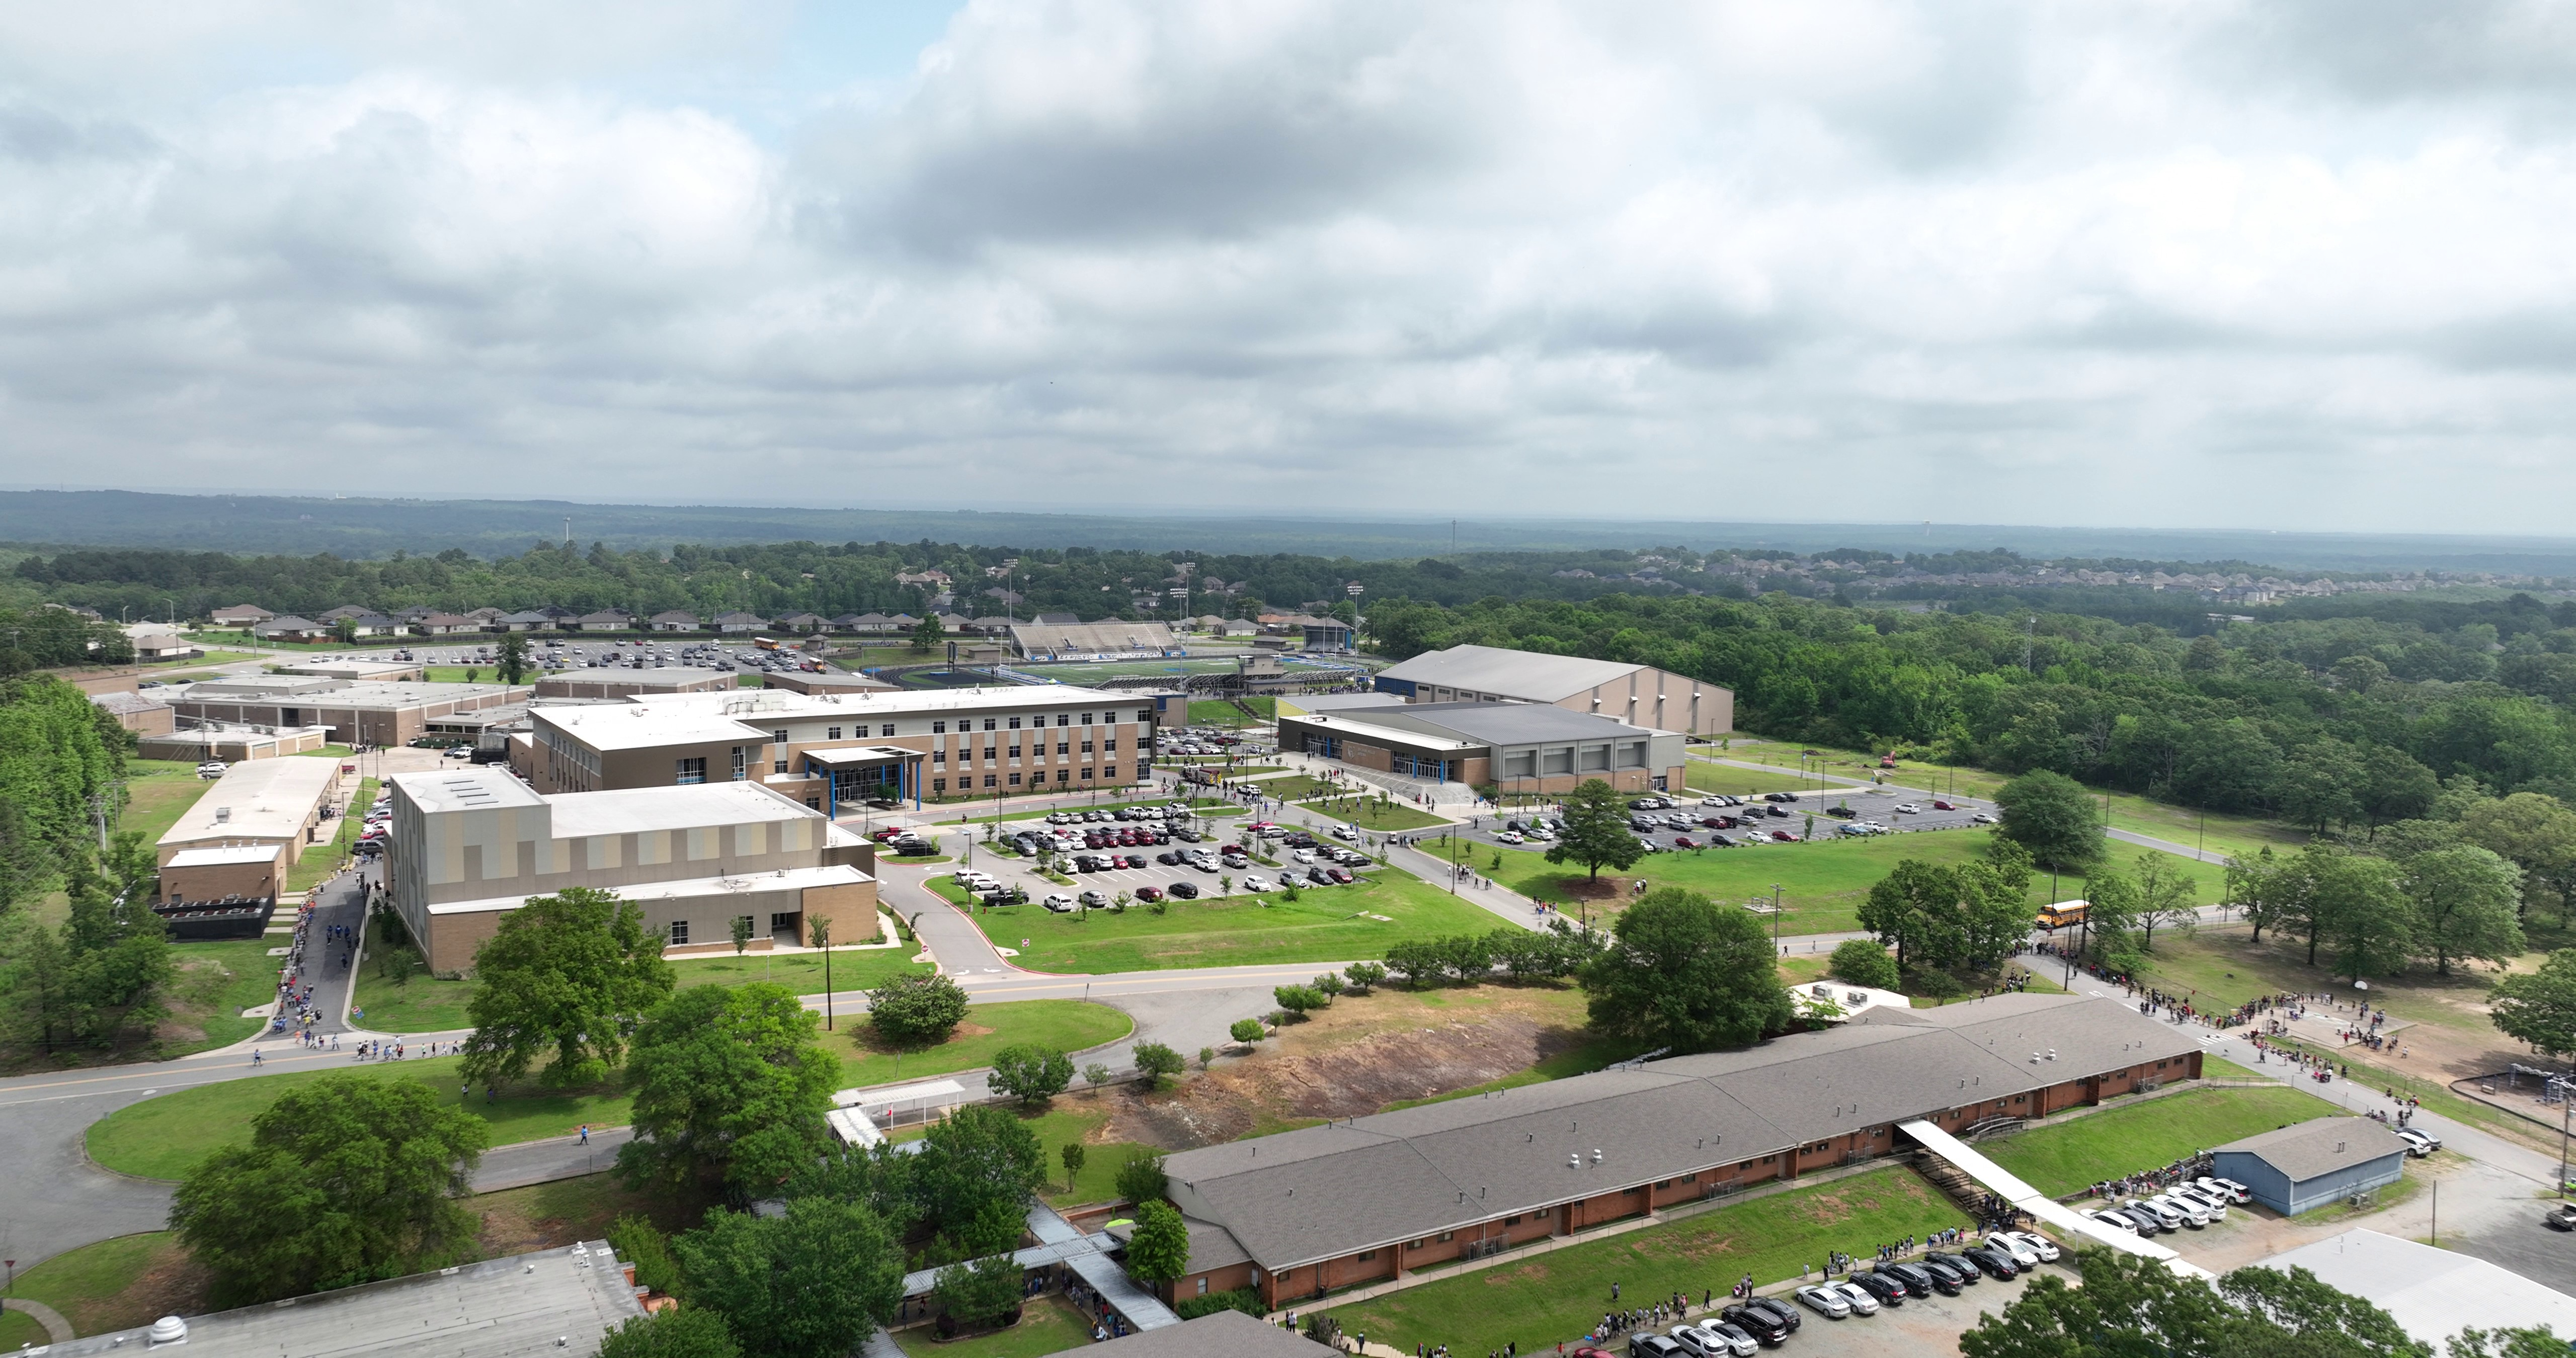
[344,613,401,638]
[1374,643,1734,737]
[2212,1119,2409,1216]
[209,604,272,627]
[390,605,438,624]
[896,569,952,588]
[252,615,332,643]
[494,610,553,631]
[123,624,197,661]
[648,611,702,632]
[842,612,895,634]
[776,613,830,634]
[412,613,478,636]
[90,690,175,736]
[316,605,373,623]
[572,609,633,632]
[713,611,766,633]
[464,607,505,623]
[968,615,1015,635]
[827,613,866,633]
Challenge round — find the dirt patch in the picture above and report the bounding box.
[1100,985,1593,1150]
[474,1175,702,1258]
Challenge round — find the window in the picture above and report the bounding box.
[1081,740,1095,753]
[1542,746,1574,775]
[1081,767,1094,779]
[1009,773,1021,785]
[1135,710,1151,722]
[1057,714,1070,727]
[773,728,789,745]
[675,757,706,785]
[1623,1185,1640,1195]
[1580,744,1611,772]
[1102,765,1117,778]
[983,718,996,731]
[1535,1207,1550,1219]
[827,726,842,741]
[983,775,997,788]
[1082,712,1093,725]
[1357,1250,1376,1261]
[1009,744,1022,758]
[1502,751,1536,778]
[668,920,689,945]
[1104,738,1117,752]
[933,721,947,734]
[1407,1240,1423,1251]
[1057,741,1070,754]
[1056,770,1070,783]
[1622,740,1648,769]
[932,748,946,764]
[731,745,747,781]
[1505,1214,1522,1225]
[1008,716,1022,729]
[1654,1179,1671,1190]
[933,778,947,793]
[1438,1231,1455,1243]
[1196,1279,1208,1296]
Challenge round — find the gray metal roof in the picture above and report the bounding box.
[1394,701,1669,744]
[2215,1117,2410,1182]
[1377,644,1651,702]
[1053,1311,1337,1358]
[1166,994,2202,1270]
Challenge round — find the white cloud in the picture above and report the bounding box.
[2,0,2575,531]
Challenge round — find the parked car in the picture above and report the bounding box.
[1673,836,1699,850]
[1875,1261,1946,1297]
[1825,805,1858,819]
[197,760,228,779]
[2394,1127,2440,1156]
[1134,886,1164,902]
[1827,1280,1880,1315]
[1741,1298,1799,1333]
[2083,1209,2138,1235]
[1665,1324,1731,1358]
[2546,1205,2576,1233]
[1077,890,1108,908]
[1958,1246,2019,1280]
[1689,1321,1758,1358]
[1984,1234,2041,1268]
[2167,1185,2229,1219]
[1970,811,1999,824]
[1628,1337,1685,1358]
[1917,1253,1979,1287]
[1307,867,1334,885]
[1325,867,1354,884]
[1717,1304,1788,1346]
[1998,1231,2060,1262]
[2197,1176,2253,1204]
[1893,802,1921,814]
[1792,1286,1850,1319]
[1240,875,1271,893]
[1847,1272,1905,1306]
[1168,881,1201,900]
[1041,894,1078,912]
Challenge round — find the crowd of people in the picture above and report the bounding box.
[2088,1153,2213,1203]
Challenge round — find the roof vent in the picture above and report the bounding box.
[215,807,230,823]
[1590,1149,1602,1163]
[147,1317,187,1345]
[1568,1154,1580,1168]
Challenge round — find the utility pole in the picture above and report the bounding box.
[812,915,832,1029]
[2023,616,2037,673]
[1772,883,1783,952]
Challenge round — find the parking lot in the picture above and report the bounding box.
[1445,786,2000,857]
[1751,1262,2067,1358]
[317,639,822,677]
[946,811,1382,911]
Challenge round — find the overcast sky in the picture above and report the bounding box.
[5,1,2574,533]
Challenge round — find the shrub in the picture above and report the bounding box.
[1902,964,1966,999]
[1114,1149,1168,1205]
[606,1214,683,1297]
[867,973,969,1046]
[1343,961,1387,993]
[1175,1287,1265,1320]
[1313,971,1345,999]
[1133,1042,1186,1087]
[1828,940,1901,990]
[1272,984,1326,1018]
[1229,1017,1266,1045]
[987,1045,1074,1106]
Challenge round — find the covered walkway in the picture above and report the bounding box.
[1899,1119,2214,1280]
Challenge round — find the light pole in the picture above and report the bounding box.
[1772,883,1782,953]
[812,915,833,1031]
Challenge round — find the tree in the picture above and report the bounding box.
[617,984,838,1194]
[495,631,530,686]
[1115,1149,1168,1206]
[1313,970,1344,999]
[912,615,947,654]
[1959,1249,2424,1358]
[2458,793,2576,924]
[2131,852,2200,953]
[931,1255,1024,1330]
[1545,778,1645,883]
[170,1074,490,1305]
[2491,949,2576,1061]
[867,972,970,1047]
[987,1044,1074,1106]
[460,887,674,1089]
[1133,1041,1185,1087]
[1343,961,1387,993]
[2277,740,2366,835]
[597,1308,741,1358]
[1383,939,1442,987]
[2310,852,2417,985]
[1828,940,1899,990]
[1858,860,1959,971]
[2405,845,2525,975]
[674,1200,903,1358]
[729,914,753,957]
[2226,847,2288,943]
[2353,745,2438,835]
[1993,770,2102,872]
[1230,1017,1266,1045]
[913,1104,1048,1256]
[1272,984,1326,1019]
[1580,889,1790,1052]
[606,1214,682,1297]
[1127,1201,1190,1290]
[1059,1141,1087,1192]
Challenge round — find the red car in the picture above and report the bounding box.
[1673,836,1698,850]
[1932,800,1957,811]
[1134,886,1164,902]
[1769,829,1799,842]
[1325,867,1354,884]
[1220,844,1247,856]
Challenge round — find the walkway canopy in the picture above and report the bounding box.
[1900,1119,2214,1280]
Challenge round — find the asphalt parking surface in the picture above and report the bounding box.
[1767,1264,2069,1358]
[956,825,1380,908]
[1442,789,2000,857]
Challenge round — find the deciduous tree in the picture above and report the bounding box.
[1828,940,1899,990]
[912,1104,1047,1256]
[1127,1201,1190,1290]
[1115,1149,1168,1206]
[675,1200,902,1358]
[867,972,970,1047]
[461,887,674,1088]
[1545,779,1644,883]
[987,1044,1075,1106]
[1580,888,1789,1052]
[617,984,838,1194]
[1993,770,2102,872]
[2491,949,2576,1061]
[2403,844,2525,975]
[597,1308,740,1358]
[1133,1041,1185,1087]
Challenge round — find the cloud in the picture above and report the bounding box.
[1,0,2574,533]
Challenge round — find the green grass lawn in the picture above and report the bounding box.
[839,999,1131,1090]
[86,1057,634,1180]
[974,797,1243,824]
[32,761,219,924]
[964,868,1505,973]
[1297,798,1451,831]
[1323,1165,1969,1357]
[167,938,290,1051]
[1190,697,1277,725]
[353,942,930,1032]
[7,1232,201,1337]
[895,1296,1097,1358]
[2203,1054,2261,1080]
[1982,1086,2339,1198]
[1489,826,2229,937]
[1246,775,1345,802]
[1682,760,1838,798]
[0,1308,49,1348]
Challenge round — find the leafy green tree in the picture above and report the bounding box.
[170,1074,490,1305]
[932,1255,1024,1330]
[1272,984,1326,1018]
[867,972,970,1046]
[1083,1062,1112,1087]
[2226,847,2289,943]
[598,1309,740,1358]
[2457,792,2576,924]
[1993,770,2102,872]
[617,984,838,1194]
[1436,932,1495,981]
[2277,739,2366,835]
[2131,852,2199,953]
[606,1214,683,1297]
[462,887,674,1088]
[912,615,947,654]
[2354,745,2438,835]
[1343,961,1387,992]
[674,1200,903,1358]
[2308,852,2417,984]
[1580,888,1790,1052]
[1544,778,1644,883]
[987,1044,1075,1106]
[1313,971,1345,999]
[2404,844,2525,975]
[913,1104,1047,1256]
[1383,939,1441,987]
[2449,1328,2567,1358]
[2491,949,2576,1061]
[1858,860,1958,970]
[1828,940,1900,989]
[1114,1149,1168,1206]
[495,631,530,686]
[1229,1017,1266,1045]
[1059,1141,1087,1192]
[1127,1200,1190,1290]
[1959,1249,2423,1358]
[729,914,753,958]
[1133,1041,1185,1087]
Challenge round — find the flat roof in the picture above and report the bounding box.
[166,844,286,867]
[2257,1229,2576,1345]
[273,659,426,680]
[1049,1309,1336,1358]
[546,782,823,838]
[2215,1117,2410,1182]
[1389,701,1672,744]
[1377,643,1652,702]
[160,757,340,846]
[184,674,348,698]
[630,684,1139,719]
[390,769,549,814]
[428,862,870,915]
[801,744,917,768]
[43,1241,642,1358]
[1277,712,1480,752]
[535,667,738,691]
[533,702,768,751]
[183,678,524,709]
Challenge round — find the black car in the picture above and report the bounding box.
[1920,1253,1981,1287]
[1849,1272,1905,1306]
[1156,851,1184,865]
[1168,881,1201,899]
[1741,1297,1798,1334]
[1718,1305,1788,1346]
[1307,867,1333,885]
[1871,1262,1935,1298]
[979,887,1028,908]
[2115,1205,2163,1236]
[1959,1246,2019,1281]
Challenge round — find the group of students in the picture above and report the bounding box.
[2090,1154,2212,1203]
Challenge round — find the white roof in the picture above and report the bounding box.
[546,782,821,838]
[166,844,286,867]
[835,1077,969,1110]
[428,863,871,915]
[389,769,546,813]
[531,702,768,751]
[1377,643,1653,702]
[160,757,339,847]
[629,684,1138,719]
[2258,1229,2576,1345]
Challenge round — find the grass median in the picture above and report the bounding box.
[839,998,1132,1090]
[352,937,933,1032]
[1322,1165,1968,1357]
[962,867,1505,973]
[1980,1085,2340,1198]
[5,1232,206,1338]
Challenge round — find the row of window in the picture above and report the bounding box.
[1498,741,1652,779]
[928,767,1118,793]
[929,739,1112,763]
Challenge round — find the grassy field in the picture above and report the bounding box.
[1488,826,2229,937]
[31,761,220,925]
[978,797,1244,823]
[6,1232,206,1338]
[840,999,1132,1089]
[353,940,930,1032]
[1322,1166,1969,1357]
[964,868,1505,973]
[894,1296,1097,1358]
[1297,798,1451,831]
[1682,760,1840,798]
[1189,696,1277,726]
[166,938,291,1051]
[1982,1086,2339,1198]
[1244,775,1346,802]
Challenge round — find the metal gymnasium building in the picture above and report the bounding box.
[1159,995,2200,1309]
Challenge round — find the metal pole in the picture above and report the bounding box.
[2561,1092,2569,1200]
[1773,884,1782,953]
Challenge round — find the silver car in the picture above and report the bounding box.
[1827,1281,1880,1315]
[1793,1285,1851,1319]
[1666,1324,1734,1358]
[2167,1185,2229,1220]
[2147,1194,2208,1228]
[1689,1322,1757,1358]
[1997,1230,2060,1262]
[1984,1234,2040,1268]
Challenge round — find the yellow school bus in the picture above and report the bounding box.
[2036,900,2088,929]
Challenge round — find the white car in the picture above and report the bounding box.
[1240,875,1271,893]
[2393,1127,2439,1157]
[1686,1322,1756,1358]
[1893,803,1922,814]
[1793,1285,1850,1319]
[2084,1209,2137,1234]
[2168,1185,2229,1220]
[1495,831,1524,844]
[2196,1176,2252,1205]
[1970,811,1999,824]
[1041,893,1078,912]
[1983,1234,2040,1268]
[1665,1325,1729,1358]
[1996,1230,2060,1262]
[1331,824,1358,841]
[2143,1195,2204,1228]
[1292,848,1316,864]
[1827,1280,1879,1315]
